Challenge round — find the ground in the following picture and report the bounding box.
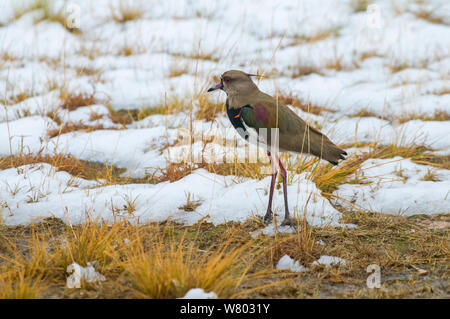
[0,0,449,298]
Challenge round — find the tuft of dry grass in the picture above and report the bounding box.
[187,51,219,62]
[431,87,450,96]
[350,0,370,12]
[359,51,379,62]
[107,105,175,125]
[178,192,202,212]
[8,92,30,105]
[45,109,62,125]
[413,8,447,25]
[290,64,324,78]
[412,153,450,170]
[421,169,441,182]
[89,111,104,121]
[55,218,128,271]
[108,96,189,125]
[0,270,45,299]
[348,109,379,118]
[388,62,410,73]
[74,66,103,77]
[287,30,336,46]
[118,45,137,57]
[306,154,364,193]
[59,91,97,111]
[195,94,224,121]
[110,2,143,23]
[388,59,428,73]
[286,142,431,193]
[122,224,262,298]
[168,62,189,78]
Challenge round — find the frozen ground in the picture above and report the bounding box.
[0,0,449,226]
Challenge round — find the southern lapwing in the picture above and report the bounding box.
[208,70,346,226]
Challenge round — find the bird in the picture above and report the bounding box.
[208,70,347,226]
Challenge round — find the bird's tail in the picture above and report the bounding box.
[304,126,347,165]
[321,143,347,166]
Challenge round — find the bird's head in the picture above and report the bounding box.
[207,70,259,97]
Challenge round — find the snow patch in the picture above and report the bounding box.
[312,256,346,267]
[276,255,308,272]
[179,288,218,299]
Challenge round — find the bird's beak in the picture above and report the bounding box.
[207,81,223,92]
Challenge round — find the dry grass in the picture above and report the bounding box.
[396,109,450,124]
[110,3,143,23]
[47,122,121,138]
[432,87,450,96]
[412,153,450,170]
[285,142,431,193]
[107,106,170,125]
[45,109,62,125]
[290,65,324,78]
[287,30,336,46]
[108,97,189,125]
[249,210,449,298]
[350,0,370,12]
[155,160,267,184]
[388,62,411,73]
[187,51,219,62]
[0,219,286,298]
[0,153,150,186]
[1,211,447,299]
[388,59,429,73]
[413,8,447,25]
[348,108,449,124]
[168,62,189,78]
[106,85,222,127]
[7,92,30,105]
[56,218,127,270]
[421,169,440,182]
[195,94,225,121]
[122,224,260,298]
[118,46,136,57]
[348,109,379,118]
[0,269,45,299]
[178,192,202,212]
[359,51,379,62]
[74,66,103,77]
[59,91,97,111]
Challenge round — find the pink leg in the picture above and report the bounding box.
[263,151,278,223]
[277,156,293,226]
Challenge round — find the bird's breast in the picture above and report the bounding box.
[225,100,268,148]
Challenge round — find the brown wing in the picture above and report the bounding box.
[251,95,347,165]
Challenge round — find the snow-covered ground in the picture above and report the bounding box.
[0,0,449,226]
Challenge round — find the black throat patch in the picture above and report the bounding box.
[226,100,250,141]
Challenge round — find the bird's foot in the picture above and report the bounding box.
[280,217,295,228]
[258,210,273,224]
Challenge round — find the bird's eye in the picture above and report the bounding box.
[223,77,231,83]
